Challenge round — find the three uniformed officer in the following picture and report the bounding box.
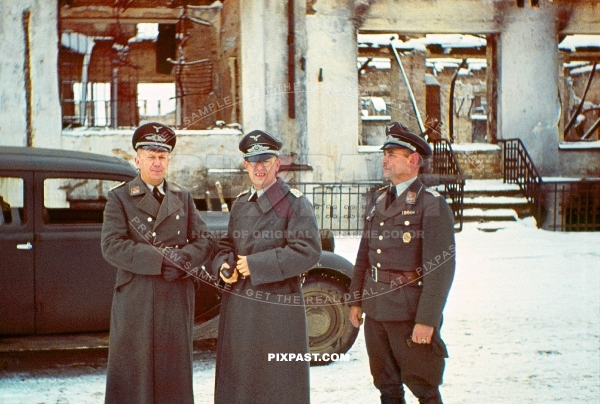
[211,130,321,404]
[348,122,456,404]
[101,122,214,404]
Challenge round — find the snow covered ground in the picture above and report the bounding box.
[0,219,598,403]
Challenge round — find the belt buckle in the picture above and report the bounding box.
[371,266,378,282]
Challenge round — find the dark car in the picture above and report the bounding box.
[0,146,358,363]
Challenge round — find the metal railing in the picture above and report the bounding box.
[499,138,543,225]
[428,139,465,231]
[541,180,600,231]
[286,182,381,235]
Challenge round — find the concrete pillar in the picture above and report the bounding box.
[497,3,560,176]
[305,0,359,181]
[239,0,307,169]
[0,0,61,148]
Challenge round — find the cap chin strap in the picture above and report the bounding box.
[383,136,417,152]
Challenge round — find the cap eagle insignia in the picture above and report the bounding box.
[250,134,261,141]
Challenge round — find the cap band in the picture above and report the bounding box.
[382,136,417,152]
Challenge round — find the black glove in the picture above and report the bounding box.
[162,250,191,282]
[220,252,236,279]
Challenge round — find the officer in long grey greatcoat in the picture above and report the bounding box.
[348,122,456,404]
[101,122,214,404]
[211,130,321,404]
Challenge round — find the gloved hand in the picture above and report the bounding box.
[162,250,191,281]
[220,252,236,279]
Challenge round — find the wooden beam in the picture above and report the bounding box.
[358,47,486,60]
[360,0,501,34]
[559,2,600,35]
[61,6,181,24]
[561,50,600,63]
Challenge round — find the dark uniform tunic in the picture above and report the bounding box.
[211,177,321,404]
[101,175,213,404]
[349,178,455,400]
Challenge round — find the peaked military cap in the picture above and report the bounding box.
[132,122,176,152]
[381,121,432,159]
[239,130,283,162]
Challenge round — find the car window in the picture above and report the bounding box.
[43,178,123,224]
[0,177,25,226]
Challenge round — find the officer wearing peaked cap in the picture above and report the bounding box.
[132,121,177,152]
[101,122,213,404]
[211,129,321,404]
[382,121,432,159]
[349,121,455,404]
[238,129,284,161]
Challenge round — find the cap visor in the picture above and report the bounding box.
[380,143,410,151]
[245,153,277,162]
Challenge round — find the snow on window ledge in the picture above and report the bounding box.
[558,141,600,150]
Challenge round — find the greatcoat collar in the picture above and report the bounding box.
[128,175,184,229]
[256,177,291,215]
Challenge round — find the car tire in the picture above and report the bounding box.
[302,272,359,366]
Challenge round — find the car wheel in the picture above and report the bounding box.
[302,272,359,365]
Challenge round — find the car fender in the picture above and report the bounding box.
[310,250,354,279]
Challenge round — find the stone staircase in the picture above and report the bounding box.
[462,179,532,225]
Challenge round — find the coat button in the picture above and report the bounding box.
[376,263,381,268]
[177,231,181,235]
[377,249,381,254]
[175,245,179,248]
[176,215,180,220]
[152,232,156,237]
[378,235,383,240]
[380,222,384,226]
[404,220,410,226]
[418,281,423,286]
[147,217,152,222]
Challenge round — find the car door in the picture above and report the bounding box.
[33,173,130,334]
[0,172,35,335]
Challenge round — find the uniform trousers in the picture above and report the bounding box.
[364,316,445,404]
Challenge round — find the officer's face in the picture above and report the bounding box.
[135,149,170,186]
[243,156,280,189]
[382,148,419,184]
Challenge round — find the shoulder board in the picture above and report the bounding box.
[375,192,386,203]
[289,188,303,198]
[377,185,387,192]
[110,181,126,191]
[237,190,249,198]
[425,189,442,197]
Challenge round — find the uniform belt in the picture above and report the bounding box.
[371,266,421,285]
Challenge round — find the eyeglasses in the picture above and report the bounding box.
[247,157,277,168]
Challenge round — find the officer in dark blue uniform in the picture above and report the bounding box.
[348,122,456,404]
